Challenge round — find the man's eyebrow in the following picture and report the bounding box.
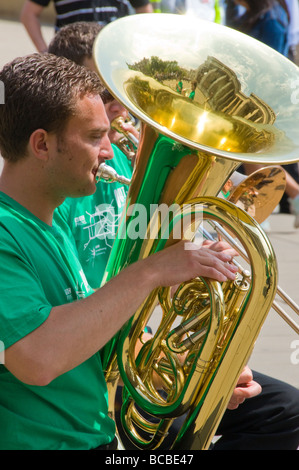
[89,125,110,134]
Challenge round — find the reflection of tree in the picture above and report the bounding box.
[124,74,277,154]
[125,76,156,113]
[128,56,193,82]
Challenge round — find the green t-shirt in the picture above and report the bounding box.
[0,193,115,450]
[55,144,132,289]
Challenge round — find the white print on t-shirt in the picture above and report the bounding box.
[114,187,126,209]
[74,214,86,226]
[73,192,127,267]
[0,340,4,364]
[82,203,120,251]
[76,269,91,299]
[64,287,73,301]
[85,244,107,268]
[63,271,91,301]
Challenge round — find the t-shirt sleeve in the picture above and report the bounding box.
[29,0,51,7]
[0,240,52,349]
[129,0,150,8]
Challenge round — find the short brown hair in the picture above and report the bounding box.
[0,53,105,162]
[48,22,103,65]
[48,22,114,104]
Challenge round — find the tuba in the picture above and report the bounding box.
[93,13,299,450]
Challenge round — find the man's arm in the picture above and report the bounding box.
[227,366,262,409]
[20,0,49,52]
[4,240,237,386]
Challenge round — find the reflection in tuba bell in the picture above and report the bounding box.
[93,14,299,450]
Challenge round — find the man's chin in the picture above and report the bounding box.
[73,182,97,198]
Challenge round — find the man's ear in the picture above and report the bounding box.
[28,129,50,161]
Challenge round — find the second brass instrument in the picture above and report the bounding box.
[111,115,139,161]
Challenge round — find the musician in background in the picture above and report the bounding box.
[48,21,135,289]
[20,0,153,53]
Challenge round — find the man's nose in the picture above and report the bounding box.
[99,134,114,161]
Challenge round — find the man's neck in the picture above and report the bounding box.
[0,161,61,226]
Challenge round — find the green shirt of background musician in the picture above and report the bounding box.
[54,144,132,289]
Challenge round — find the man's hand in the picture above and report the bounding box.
[202,239,239,260]
[145,240,239,289]
[227,366,262,410]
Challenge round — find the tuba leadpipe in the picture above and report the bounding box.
[93,13,299,450]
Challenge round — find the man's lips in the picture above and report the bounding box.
[92,160,106,177]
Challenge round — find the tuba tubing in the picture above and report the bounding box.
[116,197,277,450]
[204,220,299,334]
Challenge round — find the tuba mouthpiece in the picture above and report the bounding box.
[96,162,131,186]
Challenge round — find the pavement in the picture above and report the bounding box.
[0,18,299,389]
[0,17,54,69]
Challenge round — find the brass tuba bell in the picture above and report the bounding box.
[93,13,299,450]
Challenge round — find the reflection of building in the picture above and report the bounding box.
[195,56,276,125]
